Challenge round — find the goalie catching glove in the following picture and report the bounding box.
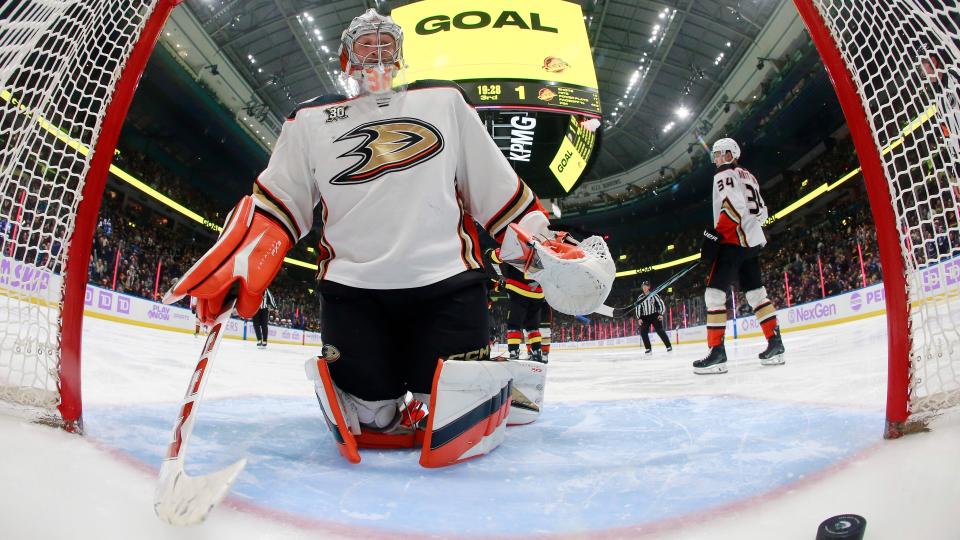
[499,212,616,316]
[162,196,294,323]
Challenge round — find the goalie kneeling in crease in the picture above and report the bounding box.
[165,8,615,469]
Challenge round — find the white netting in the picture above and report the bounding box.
[0,1,159,417]
[534,236,616,316]
[811,0,960,420]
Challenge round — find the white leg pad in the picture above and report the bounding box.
[420,360,514,468]
[304,357,361,463]
[305,358,361,435]
[504,360,547,425]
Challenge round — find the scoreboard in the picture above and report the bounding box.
[392,0,602,198]
[463,80,601,116]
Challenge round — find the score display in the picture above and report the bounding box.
[391,0,602,197]
[462,80,601,116]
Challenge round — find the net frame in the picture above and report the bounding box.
[793,0,960,437]
[0,0,180,431]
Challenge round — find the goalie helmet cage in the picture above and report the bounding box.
[0,0,181,431]
[792,0,960,437]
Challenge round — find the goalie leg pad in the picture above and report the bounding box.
[420,359,514,468]
[504,359,547,426]
[305,357,361,464]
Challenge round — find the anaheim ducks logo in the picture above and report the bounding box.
[330,118,444,185]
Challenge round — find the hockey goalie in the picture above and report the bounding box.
[163,9,615,468]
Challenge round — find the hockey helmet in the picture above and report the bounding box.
[711,138,741,162]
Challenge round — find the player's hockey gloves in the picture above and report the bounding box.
[701,227,721,264]
[162,195,293,323]
[482,248,503,281]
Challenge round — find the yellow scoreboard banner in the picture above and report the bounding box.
[549,116,596,191]
[392,1,600,115]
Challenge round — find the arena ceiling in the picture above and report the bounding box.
[181,0,782,182]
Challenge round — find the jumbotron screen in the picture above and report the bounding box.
[392,0,602,198]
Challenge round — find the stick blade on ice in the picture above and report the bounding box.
[154,457,247,526]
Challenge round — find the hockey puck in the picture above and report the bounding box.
[816,514,866,539]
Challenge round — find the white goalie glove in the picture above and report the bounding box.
[499,212,616,316]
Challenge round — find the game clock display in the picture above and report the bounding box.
[463,79,601,116]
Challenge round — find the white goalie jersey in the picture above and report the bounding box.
[252,81,541,289]
[712,163,768,248]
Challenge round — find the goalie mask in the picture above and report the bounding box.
[338,9,406,97]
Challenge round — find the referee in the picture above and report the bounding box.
[252,288,277,348]
[636,280,672,354]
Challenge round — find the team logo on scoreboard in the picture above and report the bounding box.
[330,118,444,185]
[537,88,557,102]
[324,105,350,123]
[542,56,570,73]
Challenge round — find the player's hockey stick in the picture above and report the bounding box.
[595,260,700,318]
[154,300,246,526]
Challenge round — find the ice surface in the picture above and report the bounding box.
[1,313,958,539]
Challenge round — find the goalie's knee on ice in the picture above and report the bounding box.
[420,359,514,468]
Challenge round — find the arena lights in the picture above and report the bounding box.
[0,89,319,271]
[614,104,938,279]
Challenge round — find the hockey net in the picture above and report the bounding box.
[796,0,960,434]
[0,0,169,428]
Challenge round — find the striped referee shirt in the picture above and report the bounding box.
[636,293,665,318]
[260,289,277,310]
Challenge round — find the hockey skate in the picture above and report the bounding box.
[508,349,520,360]
[693,344,727,374]
[759,327,785,366]
[528,348,545,363]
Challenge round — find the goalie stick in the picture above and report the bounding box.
[154,300,246,526]
[594,261,700,318]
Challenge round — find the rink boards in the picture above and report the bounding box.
[0,254,323,346]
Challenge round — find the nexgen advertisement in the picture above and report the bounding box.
[392,1,599,108]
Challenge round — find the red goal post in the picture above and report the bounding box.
[793,0,960,437]
[0,0,181,431]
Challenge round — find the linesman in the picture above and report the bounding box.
[636,280,672,355]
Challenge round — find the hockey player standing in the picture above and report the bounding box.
[695,138,785,374]
[163,9,614,466]
[493,254,549,364]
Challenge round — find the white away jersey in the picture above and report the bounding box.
[712,164,768,248]
[253,81,539,289]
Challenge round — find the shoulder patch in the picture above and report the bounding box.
[406,80,473,105]
[287,94,350,120]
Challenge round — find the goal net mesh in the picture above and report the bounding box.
[811,0,960,422]
[0,1,158,418]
